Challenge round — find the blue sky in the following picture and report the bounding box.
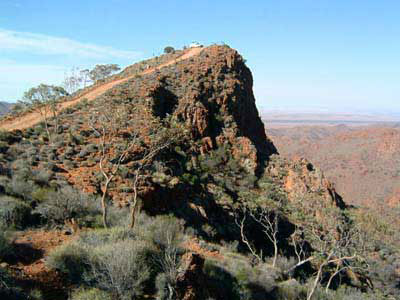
[1,0,400,114]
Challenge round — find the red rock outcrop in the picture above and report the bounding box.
[268,156,346,209]
[102,45,277,174]
[177,253,206,300]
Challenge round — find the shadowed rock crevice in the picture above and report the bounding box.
[150,85,178,119]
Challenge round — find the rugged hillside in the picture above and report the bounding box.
[0,47,203,131]
[0,46,398,299]
[268,124,400,209]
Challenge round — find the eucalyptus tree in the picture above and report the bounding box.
[22,84,68,141]
[89,64,121,82]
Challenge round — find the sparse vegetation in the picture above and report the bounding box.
[0,229,12,261]
[34,186,100,227]
[0,266,27,300]
[70,288,112,300]
[0,195,31,229]
[45,242,89,282]
[46,213,186,299]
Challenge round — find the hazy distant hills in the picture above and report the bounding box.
[265,113,400,209]
[0,101,13,115]
[262,111,400,127]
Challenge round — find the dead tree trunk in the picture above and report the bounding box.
[100,176,112,228]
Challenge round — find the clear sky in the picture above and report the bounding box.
[1,0,399,114]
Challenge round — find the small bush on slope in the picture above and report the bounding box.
[88,240,152,300]
[70,288,112,300]
[0,267,26,300]
[45,243,90,283]
[34,186,101,226]
[9,172,35,202]
[0,228,12,261]
[203,255,281,300]
[0,195,31,229]
[137,215,185,300]
[46,213,186,299]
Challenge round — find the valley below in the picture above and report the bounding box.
[264,112,400,209]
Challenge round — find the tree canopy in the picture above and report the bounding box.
[22,84,68,107]
[164,46,175,54]
[89,64,121,82]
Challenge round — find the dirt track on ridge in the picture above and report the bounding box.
[0,47,204,131]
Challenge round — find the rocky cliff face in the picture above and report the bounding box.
[102,45,277,173]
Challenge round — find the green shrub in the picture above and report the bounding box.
[29,289,44,300]
[9,174,35,201]
[0,131,21,144]
[118,185,133,193]
[70,288,112,300]
[46,213,186,298]
[234,262,277,299]
[31,187,52,202]
[45,243,89,283]
[33,168,53,185]
[11,158,32,171]
[78,226,135,247]
[0,229,12,260]
[0,141,9,154]
[272,256,297,275]
[68,131,84,145]
[0,267,25,299]
[118,166,130,178]
[331,286,389,300]
[275,279,306,300]
[53,140,64,148]
[107,206,130,227]
[0,196,31,229]
[140,215,185,299]
[77,149,89,158]
[41,161,56,171]
[65,146,75,156]
[203,259,240,300]
[34,186,100,225]
[202,223,217,239]
[155,272,173,300]
[46,227,137,285]
[135,214,185,257]
[220,240,239,253]
[63,159,75,169]
[88,240,153,300]
[204,258,278,300]
[85,144,97,153]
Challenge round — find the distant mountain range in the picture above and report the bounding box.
[0,101,13,115]
[266,120,400,210]
[261,112,400,127]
